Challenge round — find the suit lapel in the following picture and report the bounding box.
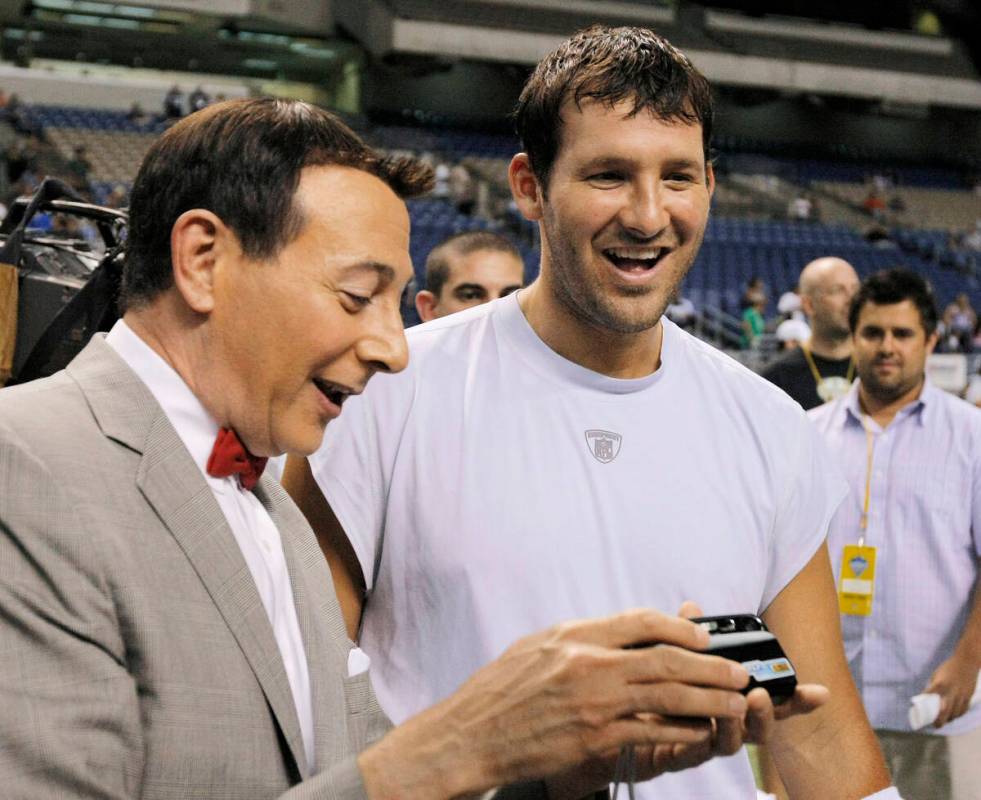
[255,477,353,772]
[69,337,310,777]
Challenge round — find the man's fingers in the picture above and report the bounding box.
[772,683,830,721]
[935,690,967,728]
[562,608,710,651]
[933,688,951,727]
[599,714,714,749]
[633,715,713,745]
[625,681,748,721]
[744,687,776,743]
[713,717,744,756]
[621,645,749,691]
[677,601,704,620]
[652,740,716,775]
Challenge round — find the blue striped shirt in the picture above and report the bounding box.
[809,379,981,735]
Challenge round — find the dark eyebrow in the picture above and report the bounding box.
[861,325,916,335]
[581,156,633,172]
[581,156,703,174]
[452,283,488,294]
[338,261,397,286]
[663,158,702,172]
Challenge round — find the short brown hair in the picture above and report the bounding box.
[424,231,524,297]
[514,25,713,190]
[849,268,938,336]
[123,97,433,310]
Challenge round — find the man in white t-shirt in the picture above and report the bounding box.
[287,26,898,800]
[0,97,777,800]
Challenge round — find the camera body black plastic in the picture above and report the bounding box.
[690,614,797,704]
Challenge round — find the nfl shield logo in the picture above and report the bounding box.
[585,429,622,463]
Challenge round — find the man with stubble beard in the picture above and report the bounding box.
[810,268,981,800]
[0,97,777,800]
[286,26,899,800]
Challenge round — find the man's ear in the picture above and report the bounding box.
[169,209,227,314]
[926,330,939,356]
[508,153,545,222]
[415,290,440,322]
[705,160,716,197]
[800,293,815,320]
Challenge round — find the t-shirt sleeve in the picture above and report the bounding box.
[308,371,414,593]
[760,411,849,612]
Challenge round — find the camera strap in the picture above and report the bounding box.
[802,343,854,403]
[611,744,636,800]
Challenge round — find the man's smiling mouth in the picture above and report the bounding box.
[604,246,668,272]
[312,377,355,407]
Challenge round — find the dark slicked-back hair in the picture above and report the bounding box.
[123,97,433,310]
[849,268,939,336]
[514,25,713,190]
[424,231,524,297]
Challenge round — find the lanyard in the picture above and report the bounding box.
[858,414,876,548]
[802,343,855,389]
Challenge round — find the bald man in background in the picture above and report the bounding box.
[762,257,861,409]
[415,231,524,321]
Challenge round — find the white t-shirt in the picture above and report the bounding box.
[311,293,846,799]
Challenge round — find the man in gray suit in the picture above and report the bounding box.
[0,98,800,799]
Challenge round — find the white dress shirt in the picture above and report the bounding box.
[105,320,316,769]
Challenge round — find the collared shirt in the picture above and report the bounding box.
[105,320,316,768]
[809,379,981,734]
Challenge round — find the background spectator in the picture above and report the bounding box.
[189,86,211,113]
[963,220,981,252]
[666,286,697,331]
[741,275,767,310]
[787,192,813,222]
[941,293,977,353]
[775,317,811,350]
[777,283,806,322]
[449,161,475,215]
[65,145,92,193]
[741,292,767,349]
[163,85,184,119]
[127,102,149,125]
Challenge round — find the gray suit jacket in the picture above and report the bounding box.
[0,336,390,798]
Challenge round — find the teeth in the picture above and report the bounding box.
[607,247,662,260]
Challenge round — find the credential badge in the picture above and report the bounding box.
[585,429,622,463]
[817,376,851,403]
[849,555,868,577]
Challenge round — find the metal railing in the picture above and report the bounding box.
[694,304,744,350]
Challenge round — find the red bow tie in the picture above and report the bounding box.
[206,427,268,491]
